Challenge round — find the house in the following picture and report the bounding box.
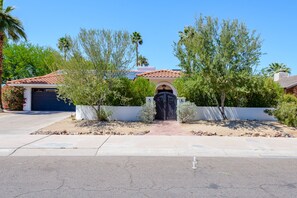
[6,67,182,115]
[274,72,297,97]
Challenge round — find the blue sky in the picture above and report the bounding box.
[7,0,297,74]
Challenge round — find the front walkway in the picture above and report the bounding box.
[148,121,191,135]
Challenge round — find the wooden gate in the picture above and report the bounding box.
[154,92,177,120]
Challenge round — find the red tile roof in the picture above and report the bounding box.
[137,70,181,78]
[7,69,182,85]
[7,71,61,85]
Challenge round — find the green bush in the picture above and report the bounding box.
[270,94,297,127]
[106,77,155,106]
[139,102,156,123]
[177,102,196,123]
[174,75,283,108]
[2,86,25,110]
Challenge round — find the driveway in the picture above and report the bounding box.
[0,111,72,135]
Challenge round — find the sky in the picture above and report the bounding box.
[7,0,297,74]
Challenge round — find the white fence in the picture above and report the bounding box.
[76,105,142,121]
[76,105,276,121]
[194,107,276,121]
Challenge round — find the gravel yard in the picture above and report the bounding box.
[33,117,297,138]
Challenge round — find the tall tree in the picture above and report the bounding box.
[3,42,61,82]
[175,16,262,119]
[58,29,134,120]
[57,36,72,60]
[0,0,26,111]
[263,63,291,77]
[137,55,149,66]
[131,32,143,67]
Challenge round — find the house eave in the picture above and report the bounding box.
[8,84,58,88]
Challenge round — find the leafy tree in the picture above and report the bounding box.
[57,36,72,60]
[137,55,149,66]
[131,77,155,105]
[0,0,26,111]
[106,77,133,106]
[262,63,291,77]
[57,29,134,120]
[174,74,283,108]
[3,42,61,82]
[131,32,143,66]
[175,16,262,119]
[106,77,155,106]
[174,74,216,106]
[243,76,283,107]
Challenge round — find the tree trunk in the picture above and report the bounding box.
[215,92,227,120]
[136,44,138,66]
[0,33,4,111]
[219,92,227,120]
[64,50,67,61]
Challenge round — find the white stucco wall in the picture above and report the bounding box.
[23,87,32,111]
[194,107,276,121]
[76,105,142,121]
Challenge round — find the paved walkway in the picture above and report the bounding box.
[149,121,191,135]
[1,135,297,157]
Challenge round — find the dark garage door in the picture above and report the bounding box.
[32,88,75,111]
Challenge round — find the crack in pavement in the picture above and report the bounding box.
[94,135,111,156]
[9,135,52,156]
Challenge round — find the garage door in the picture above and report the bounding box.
[32,88,75,111]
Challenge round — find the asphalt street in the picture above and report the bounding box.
[0,157,296,198]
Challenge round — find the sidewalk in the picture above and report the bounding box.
[1,135,297,158]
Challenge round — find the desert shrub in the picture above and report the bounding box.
[177,102,197,123]
[139,102,156,123]
[269,94,297,127]
[2,86,25,110]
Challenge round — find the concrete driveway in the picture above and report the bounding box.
[0,111,72,135]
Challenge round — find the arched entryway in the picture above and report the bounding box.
[154,92,177,120]
[155,82,177,96]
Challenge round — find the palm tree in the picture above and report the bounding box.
[57,36,72,61]
[0,0,26,111]
[265,63,291,77]
[137,55,149,66]
[131,32,143,67]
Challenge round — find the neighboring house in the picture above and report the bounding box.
[6,67,182,115]
[274,72,297,97]
[7,71,75,111]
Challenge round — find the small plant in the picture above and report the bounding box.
[2,86,25,111]
[139,102,156,123]
[268,94,297,127]
[177,102,196,123]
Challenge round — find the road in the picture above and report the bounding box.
[0,157,296,198]
[0,111,71,134]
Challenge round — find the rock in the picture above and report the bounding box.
[253,132,260,137]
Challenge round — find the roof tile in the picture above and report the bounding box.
[7,71,61,85]
[137,70,181,78]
